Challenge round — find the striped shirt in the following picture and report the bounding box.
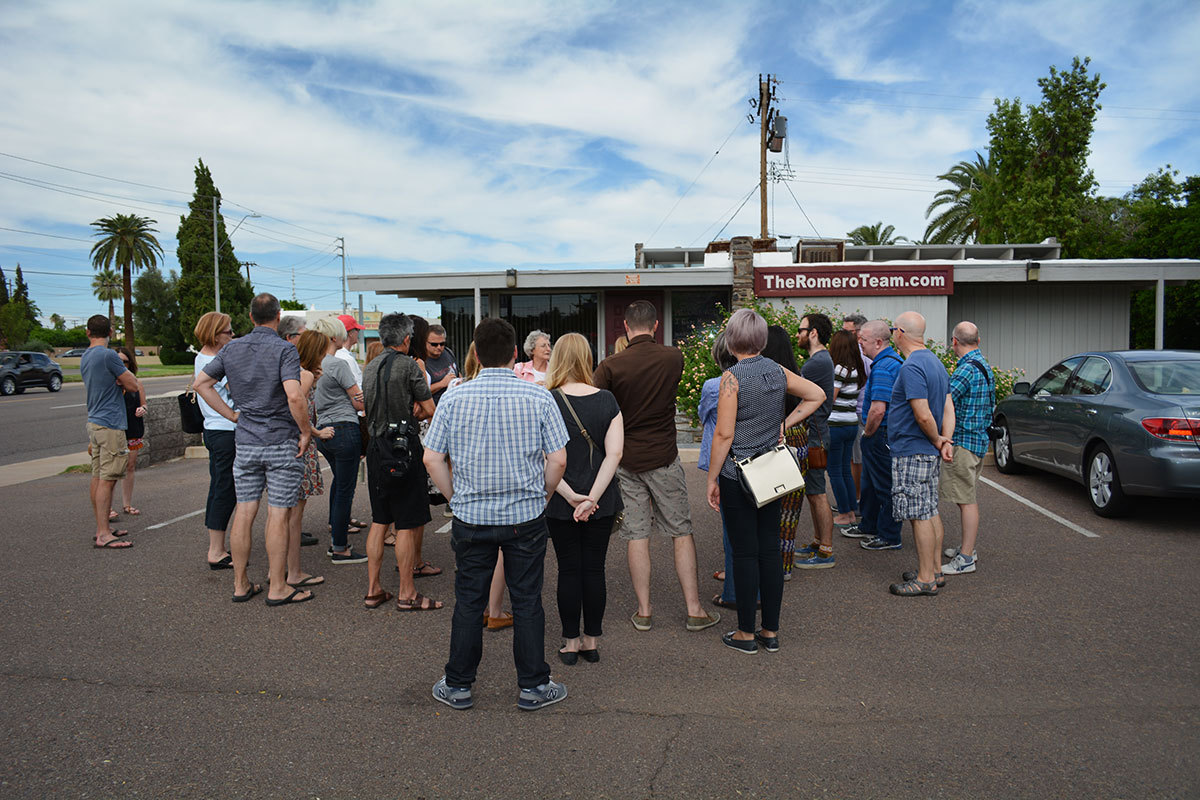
[425,368,569,525]
[719,355,787,480]
[949,348,996,457]
[830,365,860,424]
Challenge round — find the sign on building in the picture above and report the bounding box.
[756,265,954,297]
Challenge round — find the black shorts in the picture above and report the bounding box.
[366,450,433,529]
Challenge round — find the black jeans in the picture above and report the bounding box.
[202,429,236,531]
[860,427,901,545]
[445,515,551,690]
[719,475,784,634]
[548,515,613,639]
[316,422,360,550]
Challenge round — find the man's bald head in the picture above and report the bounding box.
[860,319,890,342]
[895,311,926,339]
[953,321,979,346]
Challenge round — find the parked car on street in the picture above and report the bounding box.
[58,348,87,358]
[0,351,64,395]
[992,350,1200,516]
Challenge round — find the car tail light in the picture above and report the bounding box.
[1141,417,1200,442]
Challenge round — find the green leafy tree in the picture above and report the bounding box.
[176,159,254,344]
[980,57,1105,252]
[92,268,123,321]
[90,213,165,351]
[133,266,185,351]
[924,152,994,243]
[11,265,40,325]
[49,313,65,331]
[846,222,910,246]
[0,301,31,349]
[280,298,306,311]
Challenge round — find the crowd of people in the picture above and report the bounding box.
[79,293,997,710]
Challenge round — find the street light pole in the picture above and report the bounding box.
[212,200,261,313]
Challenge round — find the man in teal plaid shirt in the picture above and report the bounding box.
[940,321,995,576]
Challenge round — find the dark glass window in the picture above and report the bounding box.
[501,294,599,359]
[1033,357,1083,397]
[671,290,730,344]
[440,295,490,363]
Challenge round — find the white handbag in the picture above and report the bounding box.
[735,444,805,508]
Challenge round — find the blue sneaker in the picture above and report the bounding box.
[432,676,473,710]
[860,536,902,551]
[517,679,568,711]
[795,543,820,559]
[795,552,836,569]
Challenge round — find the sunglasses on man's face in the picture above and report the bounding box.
[428,342,446,348]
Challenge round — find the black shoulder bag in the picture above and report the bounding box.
[367,352,419,482]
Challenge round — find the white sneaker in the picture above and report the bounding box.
[943,546,979,562]
[942,553,977,575]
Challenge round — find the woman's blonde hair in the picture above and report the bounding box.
[459,341,480,382]
[310,315,347,344]
[613,335,629,354]
[296,329,330,375]
[193,311,231,349]
[545,332,594,390]
[365,340,384,365]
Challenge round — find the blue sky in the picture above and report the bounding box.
[1,0,1197,324]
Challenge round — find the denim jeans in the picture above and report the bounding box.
[859,427,902,545]
[445,515,551,690]
[828,424,859,515]
[719,476,784,634]
[316,422,360,551]
[202,429,236,531]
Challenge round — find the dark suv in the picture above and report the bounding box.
[0,351,64,395]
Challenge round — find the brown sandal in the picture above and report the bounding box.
[397,593,443,611]
[412,561,442,577]
[364,590,393,609]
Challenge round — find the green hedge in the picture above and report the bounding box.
[158,348,196,366]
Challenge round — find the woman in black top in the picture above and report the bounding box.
[546,333,624,665]
[116,347,147,518]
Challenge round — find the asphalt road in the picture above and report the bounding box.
[0,454,1195,798]
[0,375,192,466]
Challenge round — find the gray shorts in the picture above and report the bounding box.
[852,422,864,464]
[891,454,941,521]
[616,457,692,541]
[234,441,304,508]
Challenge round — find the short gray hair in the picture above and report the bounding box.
[724,308,767,355]
[379,313,414,348]
[277,316,305,340]
[842,313,867,330]
[523,330,550,357]
[429,324,447,337]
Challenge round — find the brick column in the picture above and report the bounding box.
[731,236,754,308]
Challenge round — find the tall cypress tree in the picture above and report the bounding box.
[176,159,254,345]
[0,266,9,306]
[12,265,39,324]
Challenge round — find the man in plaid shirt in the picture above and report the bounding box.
[424,317,570,712]
[940,321,995,576]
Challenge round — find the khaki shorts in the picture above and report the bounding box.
[88,422,129,481]
[616,457,693,541]
[939,446,984,505]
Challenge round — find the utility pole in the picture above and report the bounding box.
[291,268,296,301]
[212,196,220,313]
[338,236,346,313]
[754,74,780,241]
[240,261,257,283]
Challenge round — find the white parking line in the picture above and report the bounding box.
[50,403,87,409]
[147,509,204,529]
[435,520,452,534]
[979,475,1100,538]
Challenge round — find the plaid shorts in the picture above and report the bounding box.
[233,441,304,508]
[891,454,941,521]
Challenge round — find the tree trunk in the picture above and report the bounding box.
[108,297,115,323]
[122,265,135,351]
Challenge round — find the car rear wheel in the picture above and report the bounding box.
[48,374,62,392]
[993,418,1021,474]
[0,377,15,396]
[1087,443,1129,518]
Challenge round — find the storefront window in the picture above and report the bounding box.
[440,295,490,361]
[501,293,599,359]
[671,290,730,343]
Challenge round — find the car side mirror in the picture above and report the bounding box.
[1012,381,1031,396]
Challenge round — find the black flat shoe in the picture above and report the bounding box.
[754,631,780,653]
[558,649,579,666]
[578,649,599,663]
[300,532,318,547]
[722,631,758,654]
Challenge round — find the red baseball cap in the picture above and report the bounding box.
[338,314,366,332]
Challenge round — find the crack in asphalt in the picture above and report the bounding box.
[646,714,685,799]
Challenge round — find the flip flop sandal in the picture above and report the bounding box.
[712,593,738,610]
[122,506,141,516]
[396,593,443,611]
[232,583,263,603]
[288,575,325,588]
[266,588,313,607]
[889,578,939,597]
[412,561,443,577]
[94,538,133,549]
[109,529,130,537]
[108,510,119,521]
[364,589,394,609]
[712,570,725,581]
[208,555,233,570]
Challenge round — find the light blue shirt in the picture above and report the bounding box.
[697,376,721,472]
[425,368,569,525]
[81,346,128,430]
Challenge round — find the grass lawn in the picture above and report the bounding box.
[62,365,195,382]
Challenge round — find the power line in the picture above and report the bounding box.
[711,182,762,242]
[644,117,746,246]
[690,183,762,246]
[782,181,822,238]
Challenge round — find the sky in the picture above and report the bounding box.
[1,0,1198,325]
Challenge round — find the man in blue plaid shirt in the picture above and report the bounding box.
[424,317,569,712]
[940,321,995,576]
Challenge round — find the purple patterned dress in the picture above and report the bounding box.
[300,385,324,499]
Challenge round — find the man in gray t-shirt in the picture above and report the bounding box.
[795,313,837,569]
[81,315,140,549]
[425,324,457,403]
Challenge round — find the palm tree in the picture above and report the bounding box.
[924,152,993,244]
[92,268,124,322]
[90,214,164,350]
[846,222,911,245]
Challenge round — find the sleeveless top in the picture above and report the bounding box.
[719,355,787,480]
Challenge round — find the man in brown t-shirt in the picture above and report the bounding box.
[594,300,718,633]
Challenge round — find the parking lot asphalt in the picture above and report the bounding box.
[0,452,1196,799]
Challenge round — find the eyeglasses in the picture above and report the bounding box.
[287,332,301,340]
[890,327,906,335]
[220,329,233,336]
[427,342,446,348]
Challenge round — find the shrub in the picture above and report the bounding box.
[158,348,196,366]
[22,338,53,354]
